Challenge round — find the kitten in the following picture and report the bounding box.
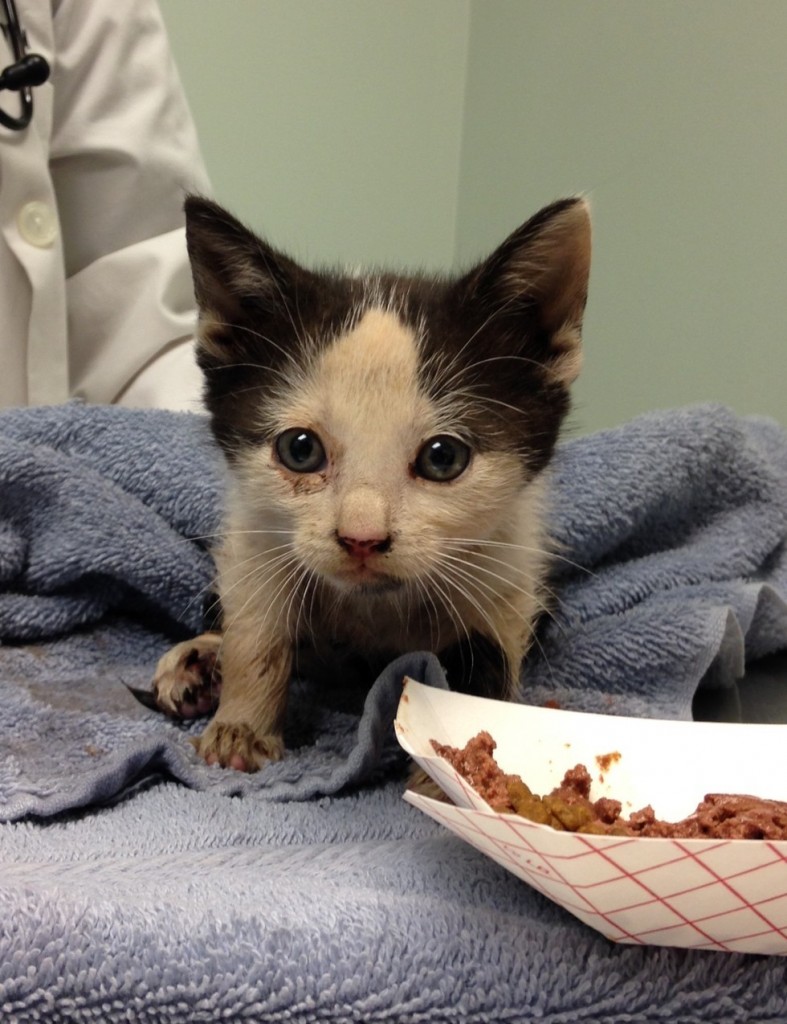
[153,195,591,771]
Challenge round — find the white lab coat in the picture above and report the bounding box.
[0,0,211,410]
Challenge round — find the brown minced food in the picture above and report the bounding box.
[431,730,787,839]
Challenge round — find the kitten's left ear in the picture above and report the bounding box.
[461,197,591,385]
[183,195,317,369]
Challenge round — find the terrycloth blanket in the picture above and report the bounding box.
[1,401,787,1023]
[0,401,786,821]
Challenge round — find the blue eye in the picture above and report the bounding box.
[275,428,327,473]
[414,435,471,482]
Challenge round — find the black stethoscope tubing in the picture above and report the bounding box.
[0,0,50,131]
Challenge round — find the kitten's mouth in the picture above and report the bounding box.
[331,563,404,595]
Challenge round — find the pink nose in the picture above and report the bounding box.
[336,533,392,560]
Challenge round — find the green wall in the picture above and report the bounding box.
[160,0,469,270]
[160,0,786,434]
[457,1,787,433]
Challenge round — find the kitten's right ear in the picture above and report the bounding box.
[184,195,309,365]
[458,197,591,386]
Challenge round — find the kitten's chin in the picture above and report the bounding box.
[328,567,405,596]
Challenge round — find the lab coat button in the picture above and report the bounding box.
[18,201,58,248]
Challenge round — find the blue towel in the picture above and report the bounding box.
[1,401,786,1022]
[0,404,221,640]
[0,401,785,821]
[525,405,787,718]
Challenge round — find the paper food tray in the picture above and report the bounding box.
[395,678,787,956]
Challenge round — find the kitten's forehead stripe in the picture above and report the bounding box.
[290,307,429,479]
[321,307,419,386]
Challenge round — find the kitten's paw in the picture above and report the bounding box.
[152,633,223,719]
[193,720,284,772]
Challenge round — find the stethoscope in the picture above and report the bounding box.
[0,0,50,131]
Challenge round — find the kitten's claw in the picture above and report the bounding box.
[152,633,223,719]
[192,721,284,772]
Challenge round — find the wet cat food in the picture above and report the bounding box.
[431,731,787,839]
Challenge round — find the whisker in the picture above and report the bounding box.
[431,565,509,689]
[285,563,312,643]
[302,567,322,646]
[438,554,556,689]
[440,544,565,620]
[440,552,556,638]
[215,545,300,647]
[249,556,305,648]
[429,293,521,385]
[217,544,297,599]
[209,320,300,374]
[443,537,595,578]
[186,528,295,547]
[413,571,449,653]
[419,566,475,675]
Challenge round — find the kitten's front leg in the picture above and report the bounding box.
[194,615,293,772]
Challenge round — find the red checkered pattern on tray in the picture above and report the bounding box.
[413,759,787,956]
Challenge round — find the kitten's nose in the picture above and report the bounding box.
[336,533,392,560]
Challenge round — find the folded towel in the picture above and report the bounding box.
[525,405,787,718]
[0,401,785,822]
[0,403,222,640]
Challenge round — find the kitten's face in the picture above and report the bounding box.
[184,196,590,605]
[233,305,527,596]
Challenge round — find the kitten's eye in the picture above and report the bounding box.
[414,435,471,482]
[275,428,327,473]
